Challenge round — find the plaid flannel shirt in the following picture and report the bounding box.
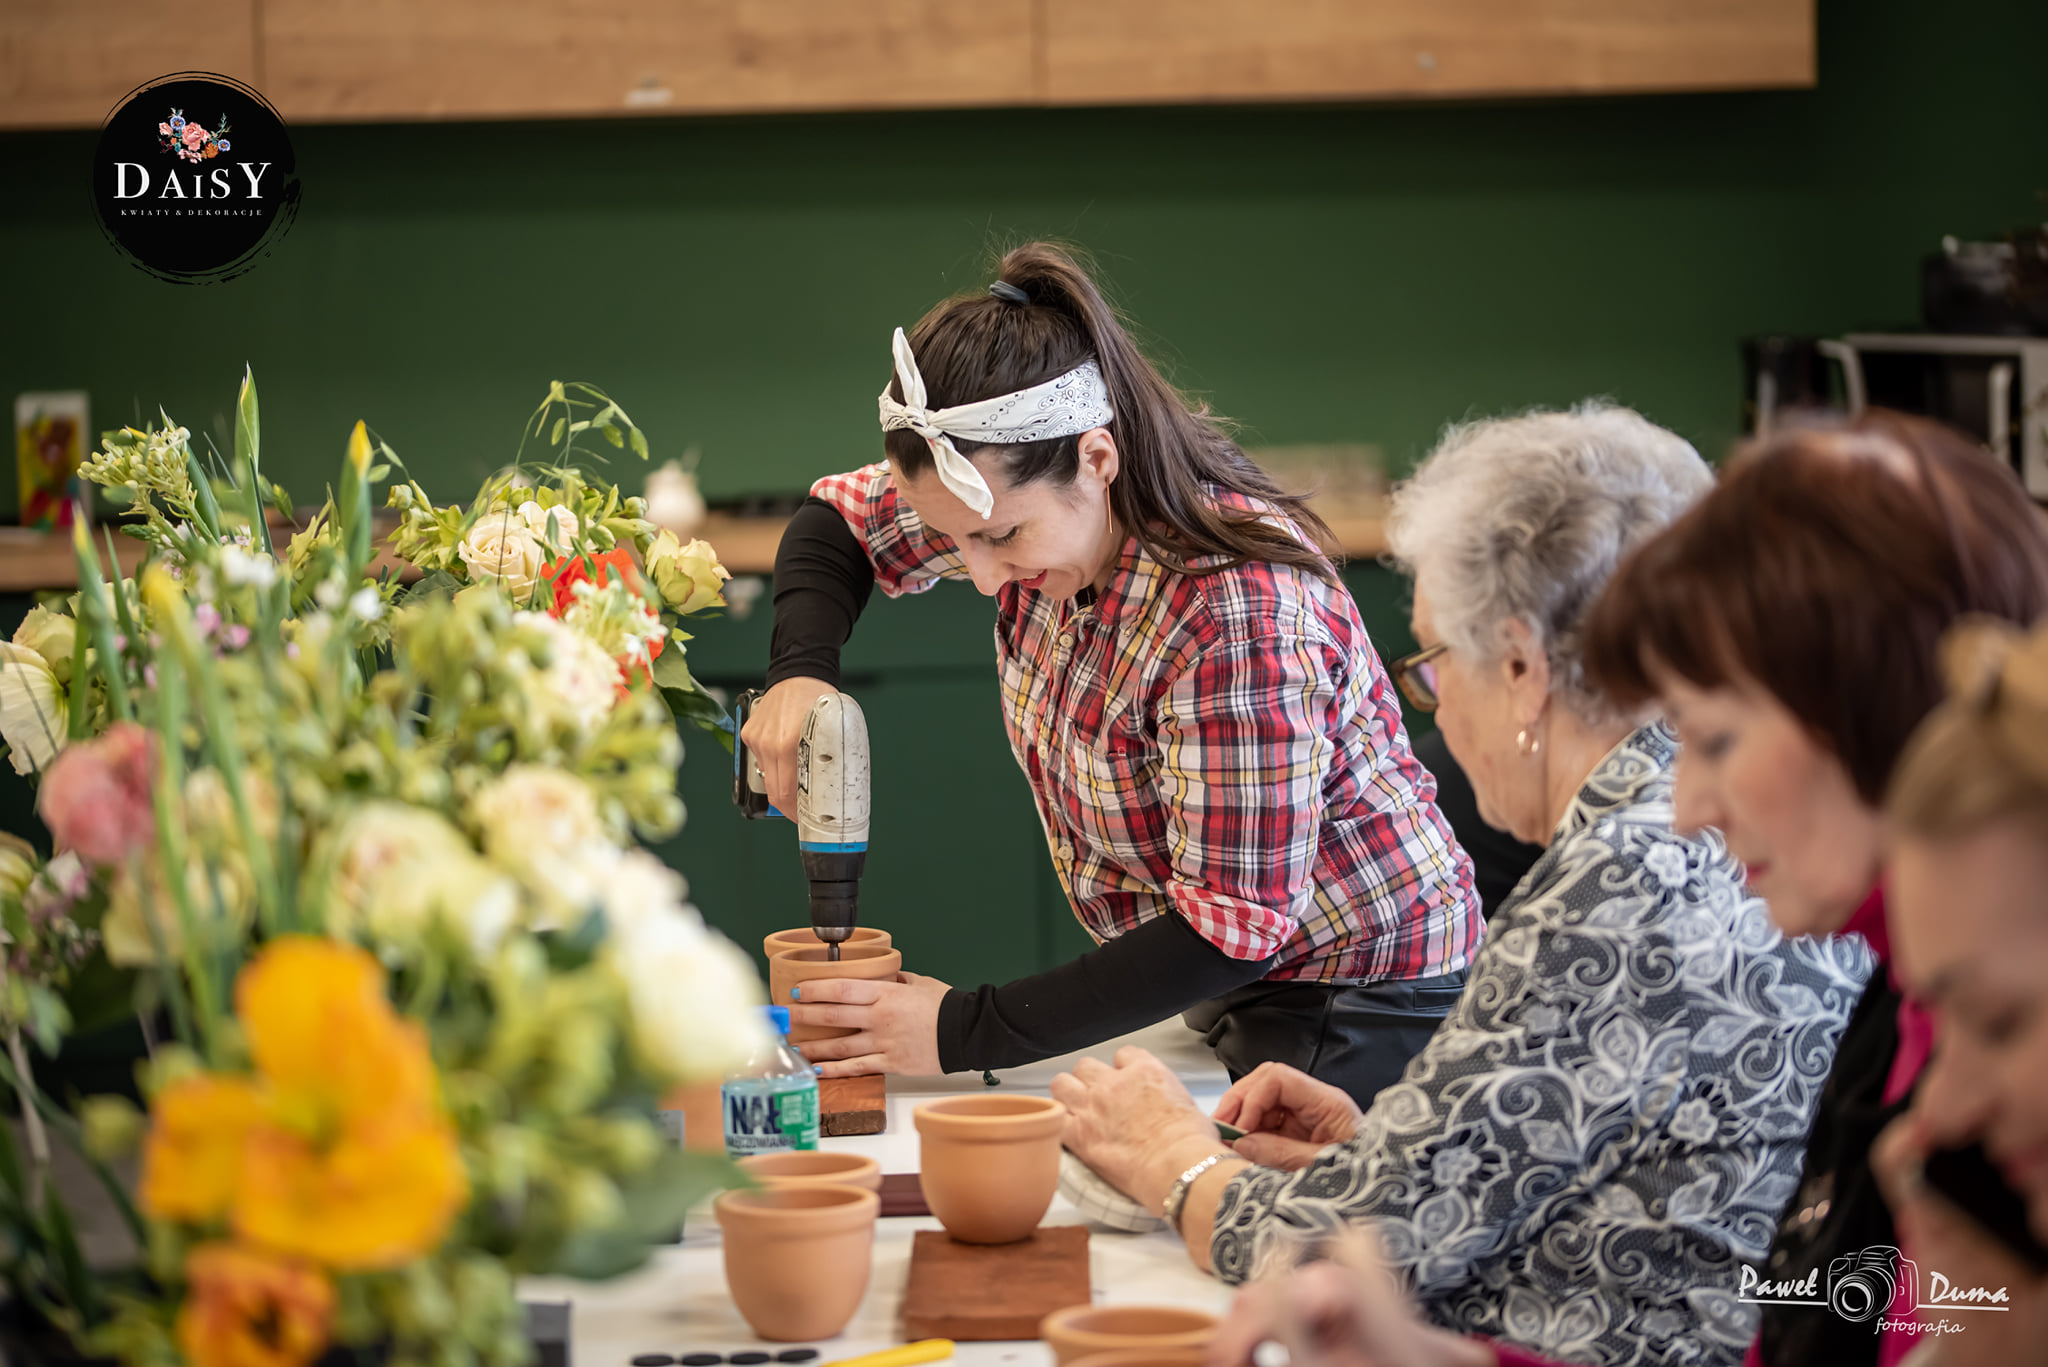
[811,464,1482,984]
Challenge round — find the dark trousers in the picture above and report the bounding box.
[1182,970,1468,1111]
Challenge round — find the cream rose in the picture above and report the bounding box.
[325,802,521,953]
[13,606,75,683]
[457,512,547,601]
[646,531,730,615]
[518,500,581,554]
[514,611,622,735]
[0,642,67,776]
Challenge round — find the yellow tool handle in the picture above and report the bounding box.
[818,1339,955,1367]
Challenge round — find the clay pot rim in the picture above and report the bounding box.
[914,1094,1066,1139]
[771,944,903,968]
[1041,1302,1220,1349]
[713,1182,880,1233]
[737,1152,883,1188]
[1062,1350,1210,1367]
[762,926,892,955]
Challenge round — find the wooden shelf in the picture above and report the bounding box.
[1,0,1813,129]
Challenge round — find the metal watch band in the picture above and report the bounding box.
[1164,1152,1229,1237]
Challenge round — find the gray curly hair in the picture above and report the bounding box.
[1386,402,1712,720]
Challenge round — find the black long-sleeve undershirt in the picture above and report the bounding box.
[767,498,1277,1071]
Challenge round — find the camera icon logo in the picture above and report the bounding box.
[1828,1246,1919,1323]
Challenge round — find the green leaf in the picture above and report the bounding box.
[550,417,567,445]
[66,611,91,741]
[42,1180,101,1323]
[603,426,624,448]
[24,987,70,1057]
[648,647,694,692]
[629,428,649,460]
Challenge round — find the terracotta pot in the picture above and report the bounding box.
[769,945,904,1045]
[738,1150,882,1191]
[1041,1305,1219,1364]
[1064,1351,1209,1367]
[762,926,893,959]
[913,1094,1066,1244]
[714,1183,879,1341]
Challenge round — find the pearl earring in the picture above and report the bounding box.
[1516,728,1541,756]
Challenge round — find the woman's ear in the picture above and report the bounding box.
[1076,428,1119,489]
[1496,618,1554,727]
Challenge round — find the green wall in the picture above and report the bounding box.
[5,0,2044,514]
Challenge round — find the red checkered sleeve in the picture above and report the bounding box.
[807,463,970,598]
[1153,626,1338,960]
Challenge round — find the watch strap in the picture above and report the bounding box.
[1163,1151,1229,1237]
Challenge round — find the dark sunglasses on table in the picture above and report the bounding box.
[1390,642,1448,711]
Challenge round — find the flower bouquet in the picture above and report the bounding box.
[0,372,770,1367]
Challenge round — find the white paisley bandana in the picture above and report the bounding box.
[876,326,1116,519]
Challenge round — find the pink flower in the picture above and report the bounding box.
[37,722,159,867]
[181,124,207,153]
[159,122,173,135]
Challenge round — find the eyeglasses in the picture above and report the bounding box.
[1389,642,1448,712]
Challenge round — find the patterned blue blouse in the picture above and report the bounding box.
[1209,724,1873,1367]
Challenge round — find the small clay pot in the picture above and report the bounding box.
[769,945,904,1045]
[762,926,893,959]
[1041,1305,1219,1364]
[1063,1351,1209,1367]
[714,1183,879,1341]
[914,1094,1067,1244]
[738,1150,882,1191]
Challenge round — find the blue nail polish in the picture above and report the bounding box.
[790,986,801,1001]
[812,1065,823,1075]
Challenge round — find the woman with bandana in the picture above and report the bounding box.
[744,242,1485,1102]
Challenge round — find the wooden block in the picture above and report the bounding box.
[877,1173,930,1219]
[901,1226,1091,1341]
[819,1073,886,1137]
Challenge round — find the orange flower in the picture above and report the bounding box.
[140,937,469,1271]
[176,1242,333,1367]
[140,1075,264,1223]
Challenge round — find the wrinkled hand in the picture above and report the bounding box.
[1215,1062,1364,1170]
[1051,1046,1223,1214]
[739,675,837,816]
[788,971,952,1078]
[1872,1113,2048,1367]
[1206,1227,1496,1367]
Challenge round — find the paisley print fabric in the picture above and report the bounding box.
[1210,724,1873,1366]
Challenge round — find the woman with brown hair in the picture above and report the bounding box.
[742,243,1484,1100]
[1197,410,2048,1367]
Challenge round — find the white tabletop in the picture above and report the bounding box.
[521,1019,1236,1367]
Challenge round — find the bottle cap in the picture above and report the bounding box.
[765,1004,791,1036]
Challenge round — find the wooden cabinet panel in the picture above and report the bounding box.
[261,0,1036,122]
[0,0,258,129]
[1044,0,1814,104]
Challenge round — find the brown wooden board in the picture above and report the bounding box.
[819,1073,886,1136]
[901,1226,1091,1341]
[878,1173,931,1219]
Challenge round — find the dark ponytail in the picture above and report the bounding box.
[883,242,1340,584]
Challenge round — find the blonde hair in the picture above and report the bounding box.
[1888,618,2048,839]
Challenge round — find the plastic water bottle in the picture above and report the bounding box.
[722,1005,820,1156]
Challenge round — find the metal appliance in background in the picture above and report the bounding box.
[732,687,871,958]
[1740,335,1864,437]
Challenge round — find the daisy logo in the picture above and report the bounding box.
[93,72,300,283]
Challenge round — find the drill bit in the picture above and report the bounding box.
[827,942,841,963]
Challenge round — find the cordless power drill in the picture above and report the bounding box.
[733,689,870,960]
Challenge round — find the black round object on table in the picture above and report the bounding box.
[776,1353,820,1364]
[729,1354,771,1364]
[679,1355,723,1365]
[633,1357,677,1366]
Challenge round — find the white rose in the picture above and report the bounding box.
[467,765,616,922]
[515,611,622,735]
[518,501,581,554]
[458,513,547,601]
[328,802,522,953]
[609,901,769,1083]
[0,643,67,776]
[600,848,690,933]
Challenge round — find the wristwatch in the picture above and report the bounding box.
[1163,1152,1229,1237]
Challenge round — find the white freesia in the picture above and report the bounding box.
[515,611,622,735]
[328,802,523,954]
[347,586,384,621]
[219,543,279,589]
[518,501,581,553]
[468,765,616,922]
[0,643,67,776]
[458,511,548,600]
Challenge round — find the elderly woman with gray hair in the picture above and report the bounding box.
[1053,404,1872,1365]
